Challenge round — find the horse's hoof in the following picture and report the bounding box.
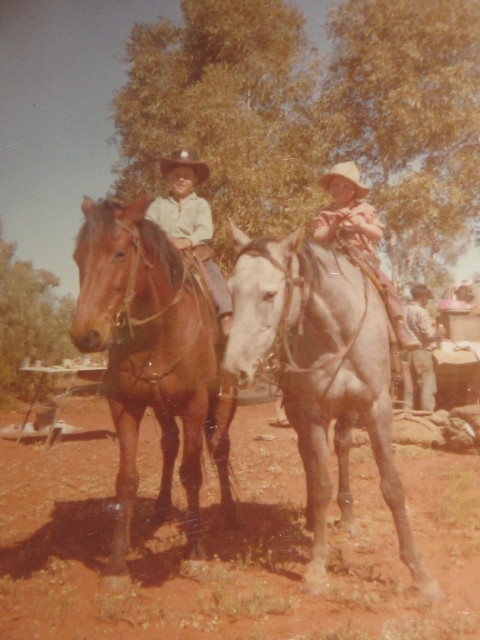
[301,578,329,596]
[415,577,445,602]
[302,561,329,596]
[184,541,207,561]
[335,518,360,536]
[100,574,132,594]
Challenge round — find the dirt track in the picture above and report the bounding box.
[1,395,479,640]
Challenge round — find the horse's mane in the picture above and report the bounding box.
[237,237,277,259]
[75,199,184,290]
[140,220,184,291]
[237,236,328,290]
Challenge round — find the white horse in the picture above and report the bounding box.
[223,222,443,600]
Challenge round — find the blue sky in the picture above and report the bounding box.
[1,0,477,299]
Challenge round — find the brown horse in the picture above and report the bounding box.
[70,195,237,590]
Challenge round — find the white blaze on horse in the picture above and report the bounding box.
[223,221,443,600]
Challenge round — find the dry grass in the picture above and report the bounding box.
[1,401,480,640]
[430,466,480,531]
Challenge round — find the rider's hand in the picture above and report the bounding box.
[345,213,365,228]
[171,237,192,250]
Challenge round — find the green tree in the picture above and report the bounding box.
[319,0,480,290]
[0,224,77,403]
[112,0,328,266]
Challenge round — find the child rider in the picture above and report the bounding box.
[312,160,417,351]
[146,149,232,339]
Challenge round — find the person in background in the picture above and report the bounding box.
[405,284,446,411]
[146,149,232,339]
[312,161,417,350]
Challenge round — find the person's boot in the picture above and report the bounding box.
[394,317,418,351]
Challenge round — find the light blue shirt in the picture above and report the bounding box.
[146,193,213,247]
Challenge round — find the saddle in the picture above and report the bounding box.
[192,244,216,262]
[181,245,222,346]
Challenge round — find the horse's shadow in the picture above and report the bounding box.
[0,498,310,587]
[14,430,115,446]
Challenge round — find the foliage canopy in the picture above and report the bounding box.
[112,0,480,288]
[0,225,77,403]
[112,0,327,265]
[320,0,480,288]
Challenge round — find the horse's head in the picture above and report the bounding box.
[222,221,304,388]
[70,194,154,352]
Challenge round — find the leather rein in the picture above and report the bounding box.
[242,244,370,382]
[109,220,204,381]
[112,220,190,338]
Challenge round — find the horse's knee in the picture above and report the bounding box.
[210,433,230,463]
[161,431,180,454]
[379,474,405,508]
[116,471,139,499]
[179,459,202,490]
[308,478,333,514]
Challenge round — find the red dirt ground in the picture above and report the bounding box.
[1,395,479,640]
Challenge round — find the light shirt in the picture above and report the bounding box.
[146,193,213,247]
[313,200,384,257]
[406,301,437,349]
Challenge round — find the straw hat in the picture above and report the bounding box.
[160,149,210,183]
[318,161,369,198]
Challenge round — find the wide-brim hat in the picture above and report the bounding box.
[318,160,369,198]
[160,149,210,183]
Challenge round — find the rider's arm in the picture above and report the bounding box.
[188,197,214,247]
[312,211,338,243]
[349,216,383,241]
[345,202,384,242]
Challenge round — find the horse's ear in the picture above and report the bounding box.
[121,194,154,223]
[228,218,251,254]
[279,226,305,257]
[81,196,95,216]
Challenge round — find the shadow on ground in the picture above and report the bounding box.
[0,497,310,587]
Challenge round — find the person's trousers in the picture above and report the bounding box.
[407,348,437,411]
[203,259,232,317]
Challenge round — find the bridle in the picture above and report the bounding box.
[241,243,370,386]
[112,220,189,339]
[107,220,205,384]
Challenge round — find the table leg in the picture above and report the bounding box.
[16,373,47,444]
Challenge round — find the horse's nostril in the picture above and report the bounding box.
[84,330,102,351]
[70,329,103,353]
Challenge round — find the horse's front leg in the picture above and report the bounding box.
[151,412,179,526]
[364,391,443,600]
[103,396,145,589]
[287,395,332,595]
[333,413,358,533]
[204,392,239,529]
[180,390,209,559]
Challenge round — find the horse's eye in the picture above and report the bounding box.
[111,250,126,262]
[263,291,277,302]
